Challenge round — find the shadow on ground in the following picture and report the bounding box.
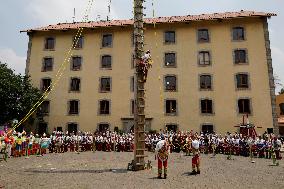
[25,168,128,174]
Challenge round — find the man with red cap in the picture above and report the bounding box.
[191,134,201,175]
[155,135,170,179]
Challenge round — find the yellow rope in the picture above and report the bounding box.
[151,0,165,130]
[12,0,95,131]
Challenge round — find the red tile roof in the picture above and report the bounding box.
[22,11,276,33]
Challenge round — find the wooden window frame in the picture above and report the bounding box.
[73,36,84,49]
[164,31,176,44]
[164,52,177,68]
[71,56,82,71]
[197,29,210,43]
[41,78,52,92]
[101,55,112,69]
[99,100,111,115]
[199,74,212,90]
[102,33,113,48]
[44,37,55,50]
[68,100,80,115]
[237,98,252,115]
[235,73,250,89]
[99,77,111,93]
[42,57,53,72]
[200,99,214,115]
[70,77,81,92]
[165,99,177,116]
[233,49,248,64]
[164,75,177,92]
[232,27,245,41]
[198,51,211,66]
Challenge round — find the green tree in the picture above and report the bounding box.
[0,62,42,126]
[279,88,284,95]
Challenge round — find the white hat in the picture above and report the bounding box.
[43,133,46,137]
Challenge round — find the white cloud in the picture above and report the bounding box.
[25,0,119,25]
[0,48,26,75]
[271,46,284,93]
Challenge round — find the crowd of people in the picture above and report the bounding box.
[1,129,283,161]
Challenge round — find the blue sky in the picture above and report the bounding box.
[0,0,283,92]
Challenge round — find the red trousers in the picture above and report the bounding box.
[192,154,199,166]
[158,158,168,174]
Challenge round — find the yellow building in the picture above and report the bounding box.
[22,11,279,135]
[276,94,284,135]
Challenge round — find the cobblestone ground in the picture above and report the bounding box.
[0,151,284,189]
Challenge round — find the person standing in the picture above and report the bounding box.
[155,135,169,179]
[191,134,201,175]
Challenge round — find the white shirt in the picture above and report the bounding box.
[155,140,166,152]
[192,139,200,149]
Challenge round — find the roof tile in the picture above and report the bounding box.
[22,11,276,32]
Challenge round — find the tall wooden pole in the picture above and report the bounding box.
[133,0,146,171]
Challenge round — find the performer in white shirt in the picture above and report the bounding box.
[155,135,170,179]
[191,134,201,175]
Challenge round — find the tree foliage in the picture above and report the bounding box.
[0,62,42,125]
[279,88,284,95]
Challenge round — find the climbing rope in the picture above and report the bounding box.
[151,0,166,131]
[12,0,95,131]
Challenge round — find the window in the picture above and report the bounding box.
[98,123,109,132]
[131,100,135,115]
[267,128,273,134]
[166,124,178,132]
[99,100,110,115]
[238,99,251,114]
[165,100,177,115]
[164,53,176,67]
[71,56,82,71]
[41,101,50,115]
[38,123,48,135]
[200,75,212,90]
[44,37,55,50]
[165,76,177,91]
[73,36,83,49]
[70,78,80,92]
[42,57,53,72]
[164,31,175,43]
[201,99,213,114]
[131,32,135,46]
[279,103,284,115]
[56,127,63,132]
[101,55,112,68]
[41,78,51,91]
[130,76,134,92]
[232,27,245,41]
[198,51,211,65]
[102,34,112,47]
[100,77,111,92]
[198,29,209,42]
[131,54,135,69]
[69,100,79,115]
[234,50,247,64]
[236,74,249,89]
[202,124,214,134]
[68,123,78,134]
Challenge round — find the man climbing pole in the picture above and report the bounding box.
[139,50,152,82]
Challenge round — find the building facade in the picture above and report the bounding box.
[276,94,284,135]
[23,11,278,134]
